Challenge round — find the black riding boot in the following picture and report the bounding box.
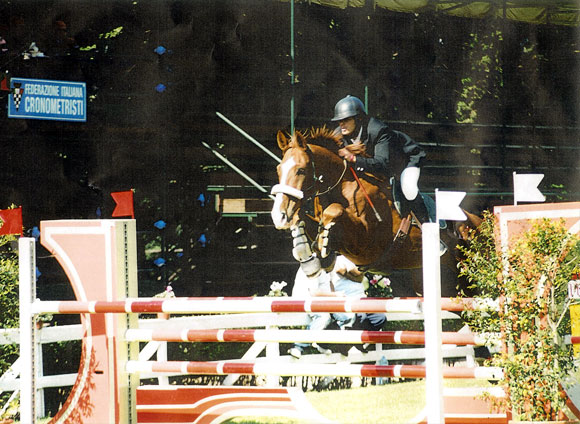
[403,196,431,224]
[401,195,447,255]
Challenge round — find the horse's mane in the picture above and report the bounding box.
[304,126,343,154]
[305,126,367,157]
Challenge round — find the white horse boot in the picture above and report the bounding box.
[291,221,321,278]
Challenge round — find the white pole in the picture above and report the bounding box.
[18,237,37,424]
[513,172,518,206]
[216,112,281,163]
[156,341,169,386]
[201,141,275,200]
[265,325,280,387]
[422,223,445,423]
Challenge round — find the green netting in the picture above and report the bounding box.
[300,0,580,26]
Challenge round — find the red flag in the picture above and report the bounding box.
[0,207,23,235]
[0,76,9,91]
[111,190,135,218]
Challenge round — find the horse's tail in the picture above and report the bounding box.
[453,209,484,241]
[463,209,483,228]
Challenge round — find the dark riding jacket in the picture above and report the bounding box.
[337,117,426,179]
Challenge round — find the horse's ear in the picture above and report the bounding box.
[277,130,291,152]
[294,131,308,149]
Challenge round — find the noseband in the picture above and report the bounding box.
[271,183,304,199]
[271,146,347,201]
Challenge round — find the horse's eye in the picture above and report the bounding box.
[296,168,306,176]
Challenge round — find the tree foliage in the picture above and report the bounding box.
[459,212,580,420]
[0,235,19,413]
[456,27,503,124]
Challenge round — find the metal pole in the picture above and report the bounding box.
[201,141,275,200]
[19,237,37,424]
[365,85,369,114]
[290,0,295,134]
[216,112,280,163]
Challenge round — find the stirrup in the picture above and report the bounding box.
[408,211,423,229]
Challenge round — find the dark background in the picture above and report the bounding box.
[1,0,579,299]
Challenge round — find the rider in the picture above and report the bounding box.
[288,255,386,359]
[332,95,431,225]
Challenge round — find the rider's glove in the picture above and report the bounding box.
[338,148,356,163]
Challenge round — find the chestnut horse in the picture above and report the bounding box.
[270,128,478,296]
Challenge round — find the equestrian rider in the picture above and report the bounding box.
[333,95,431,224]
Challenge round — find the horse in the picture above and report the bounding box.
[270,127,480,297]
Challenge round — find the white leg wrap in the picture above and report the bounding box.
[300,255,322,278]
[290,221,321,278]
[291,221,313,262]
[318,222,335,259]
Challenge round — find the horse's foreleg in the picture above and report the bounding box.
[316,203,345,259]
[290,221,322,278]
[318,222,335,258]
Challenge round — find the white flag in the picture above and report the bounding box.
[513,172,545,203]
[435,190,467,222]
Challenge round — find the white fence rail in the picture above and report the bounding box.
[1,310,468,418]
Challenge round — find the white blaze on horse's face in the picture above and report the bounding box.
[271,154,306,230]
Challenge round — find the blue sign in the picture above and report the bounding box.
[8,78,86,122]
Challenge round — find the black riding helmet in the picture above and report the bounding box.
[331,95,366,121]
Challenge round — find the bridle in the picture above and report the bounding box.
[271,145,348,202]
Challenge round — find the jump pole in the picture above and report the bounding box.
[31,296,482,315]
[18,237,37,424]
[124,328,487,345]
[125,360,503,380]
[422,222,445,424]
[423,190,468,424]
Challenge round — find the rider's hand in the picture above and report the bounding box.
[338,148,356,163]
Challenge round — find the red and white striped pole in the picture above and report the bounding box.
[125,360,503,380]
[31,296,483,315]
[125,328,485,346]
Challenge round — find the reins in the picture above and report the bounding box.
[269,144,346,203]
[300,146,348,202]
[349,167,383,222]
[304,148,382,223]
[312,157,348,198]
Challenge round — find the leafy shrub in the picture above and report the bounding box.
[459,211,580,420]
[0,235,19,415]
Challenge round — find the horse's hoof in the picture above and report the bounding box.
[320,252,337,271]
[312,343,332,355]
[288,347,302,359]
